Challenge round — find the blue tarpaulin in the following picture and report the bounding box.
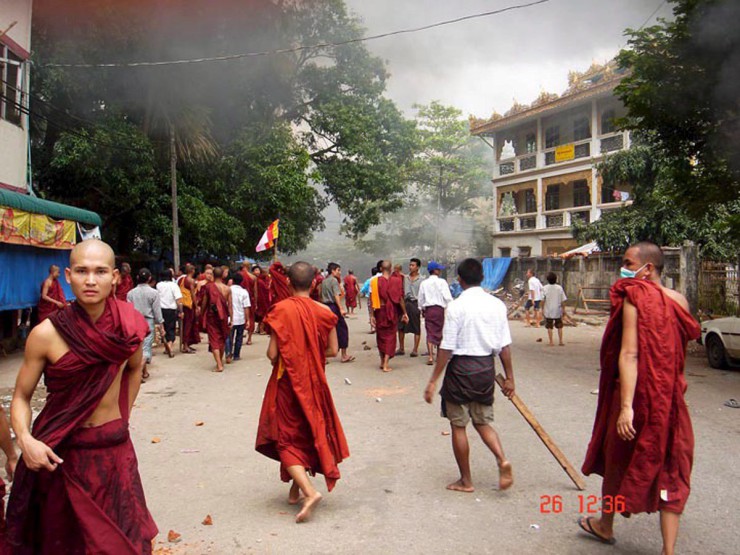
[481,258,512,291]
[0,244,75,311]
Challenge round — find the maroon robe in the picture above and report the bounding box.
[374,275,403,358]
[7,298,157,554]
[114,273,134,302]
[309,273,324,302]
[256,297,349,491]
[204,282,229,351]
[343,275,358,308]
[269,262,292,306]
[255,274,271,322]
[37,278,66,323]
[582,279,701,515]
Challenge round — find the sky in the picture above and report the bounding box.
[342,0,671,118]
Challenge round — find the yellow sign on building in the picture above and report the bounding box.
[555,144,575,162]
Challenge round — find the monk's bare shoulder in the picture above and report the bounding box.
[662,287,690,312]
[25,320,62,361]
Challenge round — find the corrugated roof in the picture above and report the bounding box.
[0,189,102,226]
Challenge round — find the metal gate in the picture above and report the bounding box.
[699,261,739,317]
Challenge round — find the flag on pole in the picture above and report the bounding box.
[256,219,279,252]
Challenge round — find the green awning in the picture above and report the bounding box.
[0,189,102,226]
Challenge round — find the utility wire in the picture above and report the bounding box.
[41,0,550,68]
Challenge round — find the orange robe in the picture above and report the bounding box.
[582,279,701,515]
[256,297,349,491]
[38,278,66,323]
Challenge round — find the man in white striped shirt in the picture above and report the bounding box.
[424,258,515,493]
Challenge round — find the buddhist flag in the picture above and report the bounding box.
[256,219,279,252]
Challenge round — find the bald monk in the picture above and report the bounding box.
[343,270,359,315]
[8,239,157,554]
[269,261,292,305]
[578,241,701,554]
[239,262,257,345]
[370,261,408,372]
[179,263,199,352]
[256,261,349,523]
[113,262,134,301]
[200,266,232,372]
[37,265,66,323]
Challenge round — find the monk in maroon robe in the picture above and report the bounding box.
[256,262,349,523]
[579,242,700,554]
[37,265,66,323]
[255,267,271,334]
[309,267,324,302]
[343,271,359,313]
[113,262,134,302]
[200,267,232,372]
[269,261,292,305]
[239,264,257,345]
[371,260,408,372]
[9,239,156,554]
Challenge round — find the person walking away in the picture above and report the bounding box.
[256,262,349,523]
[524,268,543,327]
[542,272,567,346]
[8,240,157,553]
[156,270,183,358]
[178,263,199,352]
[423,258,515,493]
[361,265,381,333]
[127,268,164,380]
[226,272,251,363]
[113,262,134,301]
[398,258,423,357]
[578,242,700,553]
[200,267,232,372]
[343,270,360,315]
[370,261,408,372]
[417,261,453,366]
[37,265,66,323]
[239,262,257,345]
[321,263,355,363]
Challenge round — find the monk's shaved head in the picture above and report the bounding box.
[288,261,315,292]
[380,260,391,272]
[69,239,115,268]
[631,241,664,274]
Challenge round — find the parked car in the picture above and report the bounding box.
[700,317,740,369]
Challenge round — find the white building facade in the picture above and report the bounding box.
[471,63,633,257]
[0,0,32,192]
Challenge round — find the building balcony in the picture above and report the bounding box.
[496,208,592,234]
[494,131,629,178]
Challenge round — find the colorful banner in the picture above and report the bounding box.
[0,206,76,249]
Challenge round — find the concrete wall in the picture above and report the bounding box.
[499,246,696,311]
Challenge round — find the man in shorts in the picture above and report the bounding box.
[524,268,543,327]
[542,272,567,346]
[423,258,515,493]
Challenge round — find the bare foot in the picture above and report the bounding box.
[559,343,565,347]
[213,367,224,373]
[288,482,302,505]
[295,492,322,523]
[446,479,475,493]
[498,461,513,490]
[547,343,554,347]
[382,366,393,373]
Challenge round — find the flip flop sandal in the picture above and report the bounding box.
[724,398,740,408]
[341,356,356,363]
[409,352,419,358]
[577,517,616,545]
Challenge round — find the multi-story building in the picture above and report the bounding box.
[0,0,33,192]
[470,62,633,257]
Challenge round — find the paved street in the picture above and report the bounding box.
[1,316,737,554]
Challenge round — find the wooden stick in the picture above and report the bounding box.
[495,373,586,490]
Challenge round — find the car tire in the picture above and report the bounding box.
[706,334,728,369]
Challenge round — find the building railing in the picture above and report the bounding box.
[497,208,593,233]
[493,131,629,178]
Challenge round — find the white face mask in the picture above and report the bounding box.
[619,263,647,279]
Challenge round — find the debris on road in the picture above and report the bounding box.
[151,437,161,444]
[529,524,540,530]
[441,431,450,436]
[375,397,382,403]
[180,449,200,454]
[344,378,352,385]
[195,421,205,426]
[167,530,181,543]
[202,514,213,526]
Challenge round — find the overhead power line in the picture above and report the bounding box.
[41,0,550,68]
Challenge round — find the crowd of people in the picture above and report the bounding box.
[0,240,701,554]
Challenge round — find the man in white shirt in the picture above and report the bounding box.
[417,261,453,366]
[542,272,568,346]
[424,258,515,494]
[226,272,251,363]
[156,270,183,359]
[525,268,544,328]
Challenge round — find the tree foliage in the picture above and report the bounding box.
[29,0,416,258]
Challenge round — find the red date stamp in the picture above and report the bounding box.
[539,494,626,514]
